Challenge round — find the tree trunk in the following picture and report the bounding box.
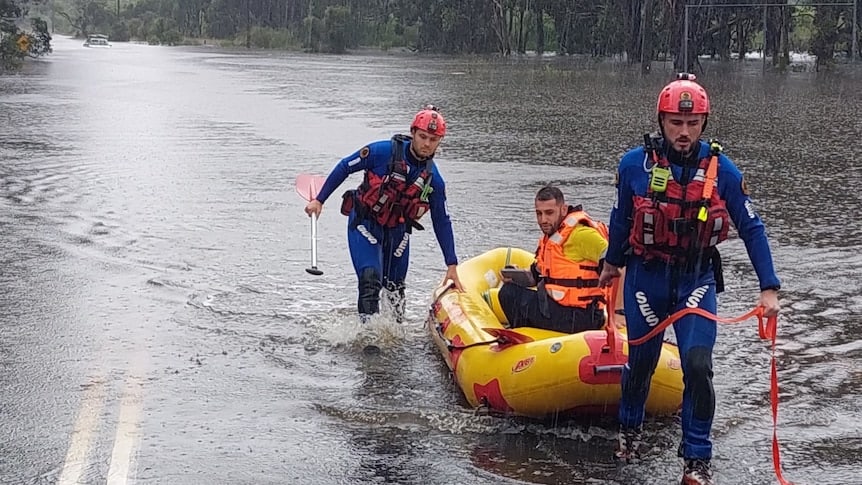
[517,0,525,54]
[717,10,731,60]
[491,0,511,56]
[535,3,544,55]
[781,6,790,68]
[812,6,838,70]
[640,0,653,73]
[672,0,687,71]
[629,0,642,64]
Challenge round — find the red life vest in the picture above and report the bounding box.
[629,141,730,264]
[536,209,609,309]
[343,135,433,229]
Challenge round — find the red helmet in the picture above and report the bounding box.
[657,73,710,116]
[411,105,446,137]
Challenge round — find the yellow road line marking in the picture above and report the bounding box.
[106,369,146,485]
[57,376,106,485]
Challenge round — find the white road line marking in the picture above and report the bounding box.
[57,376,106,485]
[106,369,145,485]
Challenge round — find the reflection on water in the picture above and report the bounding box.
[1,35,861,484]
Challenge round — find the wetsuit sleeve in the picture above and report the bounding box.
[428,168,458,266]
[719,158,781,290]
[606,153,639,267]
[314,144,377,204]
[563,226,608,263]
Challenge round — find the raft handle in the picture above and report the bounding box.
[475,398,492,416]
[594,364,624,375]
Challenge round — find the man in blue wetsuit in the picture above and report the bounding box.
[597,74,781,485]
[304,106,463,323]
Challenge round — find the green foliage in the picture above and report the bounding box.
[323,5,350,54]
[369,14,417,50]
[302,15,323,52]
[790,7,815,53]
[43,0,857,65]
[248,26,300,50]
[811,6,841,67]
[1,0,52,69]
[28,18,52,55]
[111,20,130,41]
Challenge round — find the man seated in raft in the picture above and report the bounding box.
[498,185,609,333]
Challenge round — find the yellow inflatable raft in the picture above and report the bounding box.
[427,247,684,419]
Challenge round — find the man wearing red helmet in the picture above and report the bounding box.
[305,106,463,323]
[597,74,781,485]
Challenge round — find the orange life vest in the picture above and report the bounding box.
[629,141,730,264]
[343,135,433,229]
[536,210,609,309]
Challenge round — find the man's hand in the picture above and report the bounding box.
[598,263,622,287]
[759,289,780,317]
[305,199,322,217]
[445,264,464,292]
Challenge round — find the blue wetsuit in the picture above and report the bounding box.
[315,137,458,316]
[606,139,780,460]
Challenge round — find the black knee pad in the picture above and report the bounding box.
[684,346,715,420]
[358,268,382,315]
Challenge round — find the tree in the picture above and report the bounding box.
[324,5,349,53]
[1,0,52,69]
[38,0,852,60]
[56,0,113,37]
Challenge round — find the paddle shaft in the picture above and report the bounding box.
[296,173,327,276]
[307,212,322,275]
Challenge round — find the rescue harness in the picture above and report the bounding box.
[629,135,730,265]
[340,134,434,230]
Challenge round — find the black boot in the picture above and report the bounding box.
[357,268,381,321]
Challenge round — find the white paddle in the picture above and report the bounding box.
[295,174,327,276]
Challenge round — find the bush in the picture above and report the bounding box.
[324,6,350,53]
[249,26,300,49]
[160,29,182,46]
[111,21,130,42]
[302,16,324,52]
[127,19,143,39]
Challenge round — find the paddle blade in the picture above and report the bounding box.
[295,174,328,202]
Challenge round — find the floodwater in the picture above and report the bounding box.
[1,35,861,484]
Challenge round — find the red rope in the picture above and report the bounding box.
[627,306,793,485]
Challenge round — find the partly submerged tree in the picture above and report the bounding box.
[1,0,52,69]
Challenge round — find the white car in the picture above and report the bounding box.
[83,35,111,48]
